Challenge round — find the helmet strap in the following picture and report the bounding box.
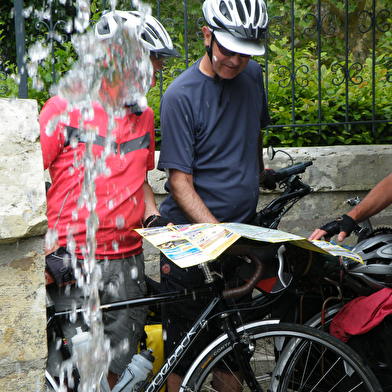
[205,32,221,83]
[206,32,215,64]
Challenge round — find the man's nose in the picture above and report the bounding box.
[229,53,242,65]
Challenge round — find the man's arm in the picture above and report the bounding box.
[309,173,392,242]
[169,169,220,224]
[346,173,392,224]
[142,178,161,223]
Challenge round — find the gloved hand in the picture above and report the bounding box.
[143,214,172,228]
[260,169,276,190]
[319,214,356,239]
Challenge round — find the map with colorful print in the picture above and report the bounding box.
[135,223,363,268]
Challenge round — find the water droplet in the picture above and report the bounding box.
[108,199,114,210]
[74,0,91,33]
[69,301,77,323]
[65,18,74,34]
[22,5,33,18]
[46,228,59,250]
[107,281,119,297]
[112,240,119,251]
[130,265,139,280]
[116,215,125,229]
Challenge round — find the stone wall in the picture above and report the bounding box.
[0,99,47,391]
[0,97,391,390]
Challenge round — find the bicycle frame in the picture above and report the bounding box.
[47,247,267,392]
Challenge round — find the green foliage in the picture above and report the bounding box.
[262,36,392,147]
[1,0,391,149]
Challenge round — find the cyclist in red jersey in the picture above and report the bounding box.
[41,11,178,389]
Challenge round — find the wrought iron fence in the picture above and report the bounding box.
[4,0,392,138]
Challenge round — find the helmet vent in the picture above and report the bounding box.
[146,24,159,40]
[254,1,260,26]
[145,23,167,48]
[363,242,388,254]
[97,18,110,35]
[235,0,247,24]
[219,1,233,21]
[141,31,154,46]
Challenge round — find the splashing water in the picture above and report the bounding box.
[27,41,50,91]
[54,11,152,116]
[32,1,153,390]
[74,0,91,33]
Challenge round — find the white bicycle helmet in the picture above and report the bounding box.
[345,234,392,295]
[202,0,268,55]
[95,10,180,58]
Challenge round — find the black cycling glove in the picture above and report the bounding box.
[143,214,171,228]
[319,214,356,238]
[260,168,277,190]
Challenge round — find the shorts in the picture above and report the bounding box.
[47,253,148,376]
[160,254,251,376]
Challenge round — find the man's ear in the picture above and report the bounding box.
[202,26,212,46]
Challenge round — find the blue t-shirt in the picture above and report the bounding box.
[158,58,271,224]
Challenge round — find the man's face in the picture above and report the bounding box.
[204,28,250,80]
[150,55,164,87]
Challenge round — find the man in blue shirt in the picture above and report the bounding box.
[157,0,274,390]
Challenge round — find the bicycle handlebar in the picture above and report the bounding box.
[222,245,264,300]
[274,161,313,182]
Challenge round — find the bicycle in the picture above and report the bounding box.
[45,242,382,392]
[299,196,392,390]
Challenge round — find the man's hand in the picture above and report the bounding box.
[260,168,276,190]
[143,214,172,228]
[308,214,356,242]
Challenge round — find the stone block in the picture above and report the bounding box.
[0,237,46,391]
[0,98,47,243]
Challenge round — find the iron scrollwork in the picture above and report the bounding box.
[303,12,337,37]
[35,18,68,45]
[267,15,282,40]
[33,0,71,86]
[331,62,363,86]
[358,9,390,34]
[277,64,309,88]
[162,17,182,79]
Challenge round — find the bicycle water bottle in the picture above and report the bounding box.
[112,349,155,392]
[71,327,92,388]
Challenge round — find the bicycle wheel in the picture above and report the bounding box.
[45,370,59,392]
[182,320,382,392]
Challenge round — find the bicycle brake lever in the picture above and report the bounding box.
[277,245,288,288]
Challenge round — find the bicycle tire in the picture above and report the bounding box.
[182,320,382,392]
[305,302,343,330]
